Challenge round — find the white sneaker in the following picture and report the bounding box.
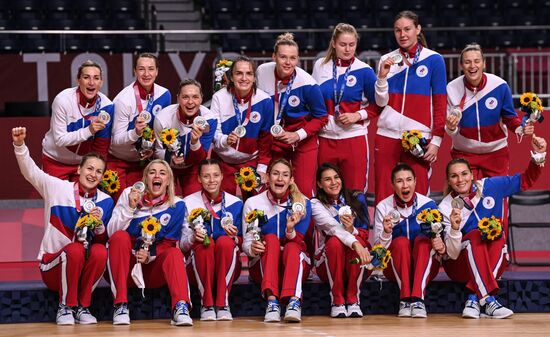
[75,306,97,324]
[264,300,281,323]
[56,304,75,325]
[284,298,302,323]
[171,301,193,326]
[113,303,130,325]
[411,301,427,318]
[462,294,481,319]
[216,306,233,321]
[398,301,412,317]
[481,296,514,319]
[330,304,347,318]
[200,306,216,321]
[346,303,363,318]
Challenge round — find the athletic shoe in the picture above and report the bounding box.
[330,304,347,318]
[481,296,514,319]
[113,303,130,325]
[398,301,412,317]
[200,306,216,321]
[411,301,427,318]
[346,303,363,318]
[264,300,281,323]
[216,306,233,321]
[171,301,193,326]
[284,298,302,323]
[462,294,481,319]
[75,306,97,324]
[56,304,75,325]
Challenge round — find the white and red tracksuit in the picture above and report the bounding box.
[242,190,312,300]
[440,159,544,299]
[42,87,114,181]
[211,88,273,195]
[311,193,371,305]
[446,73,522,179]
[14,142,114,307]
[374,44,447,204]
[154,104,217,197]
[179,190,243,307]
[312,57,387,192]
[374,192,441,300]
[108,82,171,199]
[256,62,328,198]
[107,187,190,308]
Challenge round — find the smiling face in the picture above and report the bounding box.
[318,168,342,200]
[333,32,357,61]
[77,157,105,193]
[77,66,103,101]
[232,60,255,98]
[447,163,474,196]
[273,44,299,79]
[392,169,417,203]
[135,56,158,93]
[178,84,202,117]
[394,17,420,51]
[461,50,485,87]
[268,162,293,199]
[198,163,223,198]
[145,162,170,198]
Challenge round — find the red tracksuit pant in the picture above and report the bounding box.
[186,236,242,307]
[383,236,440,300]
[40,242,107,307]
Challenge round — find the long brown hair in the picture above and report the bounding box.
[323,23,359,65]
[226,55,257,94]
[268,158,306,214]
[394,10,427,48]
[444,158,483,197]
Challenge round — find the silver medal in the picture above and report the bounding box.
[450,106,462,120]
[270,124,284,136]
[83,200,96,213]
[234,125,246,138]
[193,115,207,129]
[391,54,403,64]
[451,198,464,210]
[97,110,111,124]
[221,216,233,228]
[132,181,146,194]
[291,202,305,214]
[388,209,401,225]
[338,205,352,217]
[139,110,152,123]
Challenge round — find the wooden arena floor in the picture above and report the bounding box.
[3,314,550,337]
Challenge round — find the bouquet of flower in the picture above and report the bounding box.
[350,244,392,270]
[160,128,183,155]
[235,167,262,193]
[417,208,444,238]
[478,216,503,241]
[99,169,121,195]
[519,92,544,126]
[140,216,161,250]
[75,214,103,257]
[402,130,428,158]
[245,209,267,241]
[214,59,233,92]
[188,208,211,246]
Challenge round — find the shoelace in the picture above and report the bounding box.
[59,306,72,316]
[77,307,90,316]
[267,301,279,312]
[288,299,300,310]
[115,304,128,315]
[176,302,189,315]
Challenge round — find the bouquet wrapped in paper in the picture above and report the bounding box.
[187,208,211,246]
[75,214,103,258]
[402,130,428,158]
[350,244,392,270]
[244,209,267,241]
[160,128,183,156]
[235,167,262,193]
[417,208,444,238]
[478,216,503,241]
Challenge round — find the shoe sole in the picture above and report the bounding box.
[330,313,347,318]
[56,321,75,325]
[200,317,217,321]
[398,313,412,317]
[284,316,301,323]
[347,312,363,318]
[412,314,427,318]
[462,313,480,319]
[113,321,131,325]
[75,320,97,325]
[480,313,514,319]
[264,318,281,323]
[171,320,193,326]
[217,317,233,321]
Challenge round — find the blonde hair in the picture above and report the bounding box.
[323,23,359,64]
[459,43,485,64]
[274,32,299,54]
[268,158,307,216]
[142,159,176,207]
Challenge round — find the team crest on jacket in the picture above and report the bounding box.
[250,111,261,123]
[346,75,357,87]
[416,65,428,78]
[153,104,163,115]
[288,95,300,107]
[482,196,495,209]
[485,97,498,110]
[160,213,171,226]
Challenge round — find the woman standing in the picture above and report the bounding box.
[13,126,114,325]
[180,159,243,321]
[256,33,328,198]
[107,159,193,326]
[312,23,389,192]
[311,163,371,318]
[242,159,311,323]
[439,136,546,319]
[374,11,447,204]
[374,163,444,318]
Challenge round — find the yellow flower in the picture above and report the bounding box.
[486,226,502,241]
[239,167,254,179]
[520,92,534,106]
[141,216,161,236]
[160,128,178,145]
[478,218,491,231]
[76,214,102,229]
[217,59,233,68]
[103,170,114,181]
[410,130,422,138]
[245,210,257,223]
[241,178,257,192]
[188,208,204,222]
[106,180,120,194]
[143,126,156,141]
[381,250,392,269]
[401,138,411,150]
[417,209,429,223]
[431,209,442,223]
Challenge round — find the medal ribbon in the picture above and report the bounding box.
[273,72,296,125]
[332,60,353,117]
